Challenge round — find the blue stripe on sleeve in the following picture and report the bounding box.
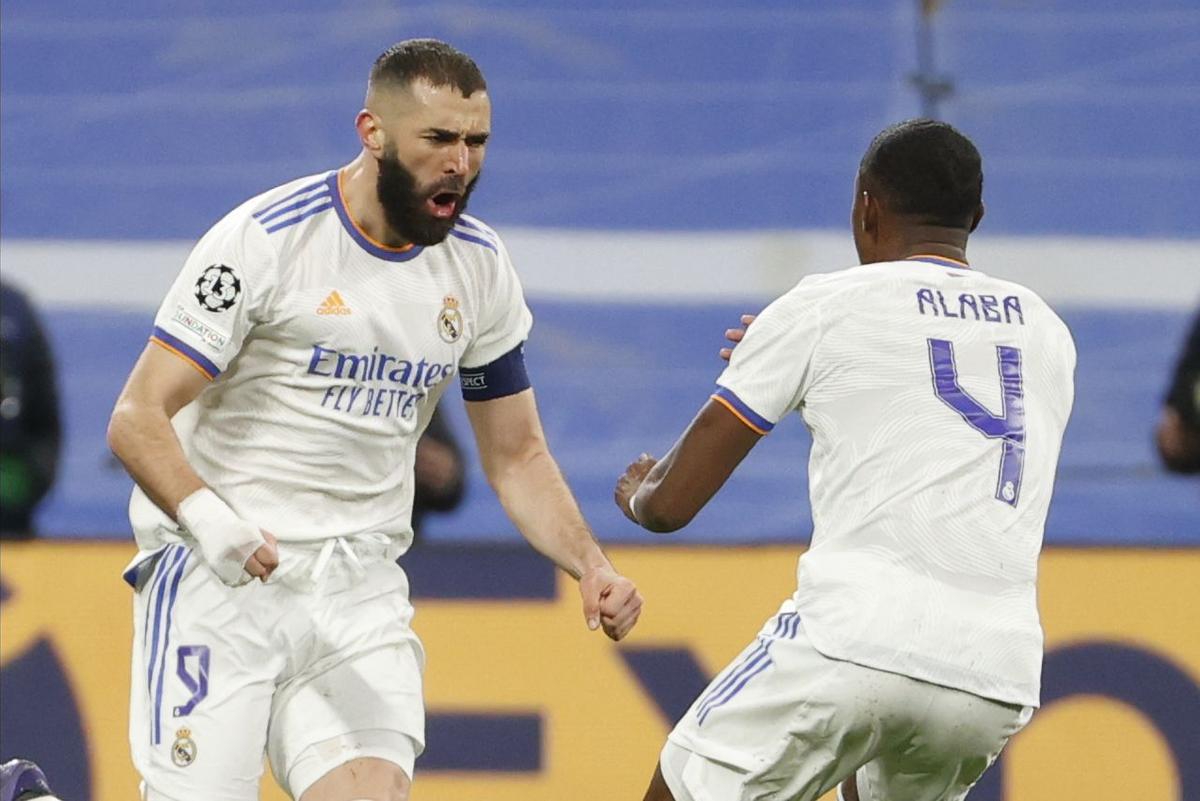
[263,201,335,234]
[152,326,221,378]
[713,386,775,433]
[251,178,328,219]
[456,216,498,242]
[450,228,499,253]
[256,190,332,225]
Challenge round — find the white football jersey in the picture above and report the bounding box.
[128,171,531,555]
[714,256,1075,706]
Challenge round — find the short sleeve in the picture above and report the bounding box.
[713,279,825,433]
[460,235,534,370]
[149,215,275,379]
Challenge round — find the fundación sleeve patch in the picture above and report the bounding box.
[194,264,242,313]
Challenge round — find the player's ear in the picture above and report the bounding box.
[860,190,880,235]
[969,202,985,233]
[355,109,385,155]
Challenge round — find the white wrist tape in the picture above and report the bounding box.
[177,488,265,586]
[628,491,644,525]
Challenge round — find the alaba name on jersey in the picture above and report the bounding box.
[713,256,1076,707]
[129,170,531,555]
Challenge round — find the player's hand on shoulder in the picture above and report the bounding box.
[579,564,643,642]
[719,314,756,361]
[615,453,657,524]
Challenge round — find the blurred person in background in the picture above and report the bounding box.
[0,281,62,539]
[617,120,1075,801]
[409,407,465,537]
[107,38,641,801]
[1155,309,1200,473]
[0,759,62,801]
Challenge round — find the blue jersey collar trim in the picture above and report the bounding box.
[328,171,425,263]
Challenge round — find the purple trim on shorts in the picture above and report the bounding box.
[145,545,183,742]
[153,548,190,744]
[696,610,798,725]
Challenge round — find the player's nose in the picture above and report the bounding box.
[444,141,469,174]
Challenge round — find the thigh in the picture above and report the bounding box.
[129,546,281,801]
[657,740,749,801]
[669,602,814,769]
[857,688,1033,801]
[668,602,879,801]
[269,562,425,799]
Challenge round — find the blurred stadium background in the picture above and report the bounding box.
[1,1,1197,800]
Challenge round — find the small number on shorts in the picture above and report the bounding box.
[173,644,211,717]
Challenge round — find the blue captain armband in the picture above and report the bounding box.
[460,343,531,401]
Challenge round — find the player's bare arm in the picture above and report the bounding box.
[615,399,761,533]
[466,387,643,641]
[108,344,278,583]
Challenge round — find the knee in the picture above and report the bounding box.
[298,757,410,801]
[369,761,411,801]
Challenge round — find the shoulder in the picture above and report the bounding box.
[445,214,504,258]
[240,171,336,241]
[744,268,859,341]
[771,264,878,312]
[198,172,336,255]
[205,171,336,264]
[982,273,1073,336]
[188,174,334,298]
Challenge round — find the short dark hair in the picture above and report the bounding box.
[859,119,982,228]
[370,38,486,97]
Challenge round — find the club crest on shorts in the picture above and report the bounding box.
[171,727,198,767]
[438,295,464,343]
[194,264,241,313]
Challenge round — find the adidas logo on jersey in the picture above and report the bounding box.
[317,291,352,315]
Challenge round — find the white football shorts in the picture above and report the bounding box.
[664,600,1032,801]
[128,541,425,801]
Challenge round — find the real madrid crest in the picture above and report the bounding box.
[438,294,464,343]
[172,727,198,767]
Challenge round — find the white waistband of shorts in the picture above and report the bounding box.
[270,532,400,591]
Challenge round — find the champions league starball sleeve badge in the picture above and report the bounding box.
[194,265,242,313]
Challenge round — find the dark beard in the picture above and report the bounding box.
[375,149,479,247]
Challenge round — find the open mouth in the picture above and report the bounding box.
[427,191,462,219]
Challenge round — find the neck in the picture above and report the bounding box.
[338,153,412,249]
[893,224,970,264]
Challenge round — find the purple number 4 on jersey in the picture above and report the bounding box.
[927,338,1026,507]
